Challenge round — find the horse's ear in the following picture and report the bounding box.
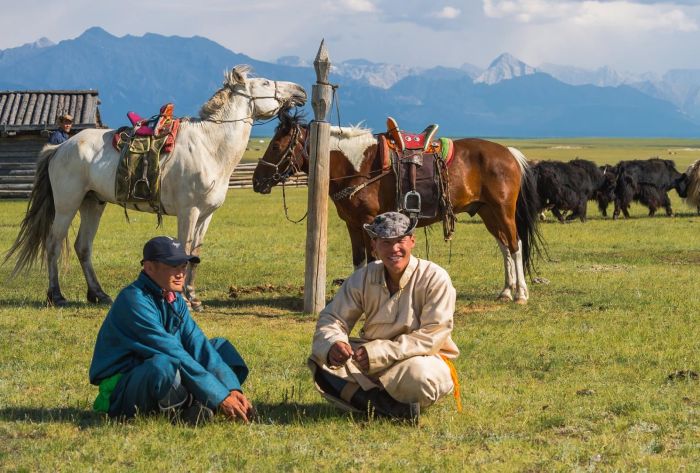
[228,65,251,86]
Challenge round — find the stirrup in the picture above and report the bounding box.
[132,178,150,200]
[403,191,421,214]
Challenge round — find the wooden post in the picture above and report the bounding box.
[304,40,333,314]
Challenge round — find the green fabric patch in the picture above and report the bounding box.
[114,134,168,207]
[93,373,123,413]
[440,137,452,161]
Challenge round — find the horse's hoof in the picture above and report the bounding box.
[47,291,68,308]
[497,294,513,303]
[87,290,113,305]
[514,298,528,305]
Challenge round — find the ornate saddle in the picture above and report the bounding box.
[112,103,182,216]
[380,117,456,240]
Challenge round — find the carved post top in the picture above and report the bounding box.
[314,40,331,84]
[312,40,333,122]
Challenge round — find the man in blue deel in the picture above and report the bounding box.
[89,236,253,426]
[48,113,73,144]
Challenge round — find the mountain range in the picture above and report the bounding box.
[1,27,700,137]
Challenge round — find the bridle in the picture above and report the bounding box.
[202,80,290,125]
[256,124,309,187]
[256,123,310,223]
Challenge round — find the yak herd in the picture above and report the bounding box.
[531,157,700,222]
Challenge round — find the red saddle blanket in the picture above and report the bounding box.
[112,103,181,153]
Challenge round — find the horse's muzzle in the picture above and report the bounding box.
[291,89,307,107]
[253,179,271,194]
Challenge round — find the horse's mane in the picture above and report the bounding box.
[329,124,376,172]
[199,65,252,119]
[277,107,307,132]
[277,108,375,172]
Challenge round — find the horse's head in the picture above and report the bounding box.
[200,65,307,123]
[230,65,307,119]
[253,108,309,194]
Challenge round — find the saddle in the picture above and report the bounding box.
[112,103,182,218]
[381,117,456,240]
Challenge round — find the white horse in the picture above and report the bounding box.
[5,65,306,308]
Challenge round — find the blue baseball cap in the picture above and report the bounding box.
[141,236,200,266]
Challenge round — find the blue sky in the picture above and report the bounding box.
[1,0,698,74]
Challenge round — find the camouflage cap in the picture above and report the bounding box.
[363,212,417,239]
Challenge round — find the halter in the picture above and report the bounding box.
[202,80,287,124]
[256,124,308,186]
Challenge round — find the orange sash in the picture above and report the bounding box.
[440,354,462,413]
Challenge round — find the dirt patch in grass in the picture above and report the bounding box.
[228,284,304,299]
[656,252,700,265]
[577,264,631,273]
[455,302,504,317]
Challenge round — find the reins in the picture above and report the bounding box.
[330,168,392,202]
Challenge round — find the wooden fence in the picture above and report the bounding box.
[0,161,307,199]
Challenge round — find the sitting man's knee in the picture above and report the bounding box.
[388,357,453,407]
[144,354,180,391]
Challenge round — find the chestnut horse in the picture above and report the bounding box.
[253,111,543,303]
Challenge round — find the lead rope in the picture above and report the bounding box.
[331,84,341,129]
[281,177,307,224]
[439,354,462,413]
[281,84,339,224]
[423,227,430,260]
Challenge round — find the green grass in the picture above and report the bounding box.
[1,138,699,471]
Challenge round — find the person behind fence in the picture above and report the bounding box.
[48,113,73,145]
[308,212,461,423]
[89,236,253,426]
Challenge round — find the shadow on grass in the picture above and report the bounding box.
[0,298,114,310]
[253,401,359,424]
[0,298,50,309]
[203,295,305,314]
[0,407,104,428]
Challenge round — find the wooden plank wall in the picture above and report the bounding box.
[0,154,308,199]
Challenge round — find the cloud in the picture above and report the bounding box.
[339,0,377,13]
[432,6,461,19]
[482,0,698,32]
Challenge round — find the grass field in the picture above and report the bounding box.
[1,138,699,471]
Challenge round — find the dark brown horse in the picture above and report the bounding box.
[253,111,543,303]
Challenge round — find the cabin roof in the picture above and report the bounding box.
[0,90,104,132]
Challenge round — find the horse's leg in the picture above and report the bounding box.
[346,223,367,270]
[75,195,112,304]
[363,230,376,264]
[512,239,528,303]
[46,205,81,306]
[177,207,201,310]
[185,213,213,312]
[479,209,515,302]
[481,205,528,304]
[496,240,516,302]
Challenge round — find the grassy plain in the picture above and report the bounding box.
[1,138,699,471]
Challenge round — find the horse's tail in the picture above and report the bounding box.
[685,160,700,208]
[509,147,546,276]
[4,145,65,277]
